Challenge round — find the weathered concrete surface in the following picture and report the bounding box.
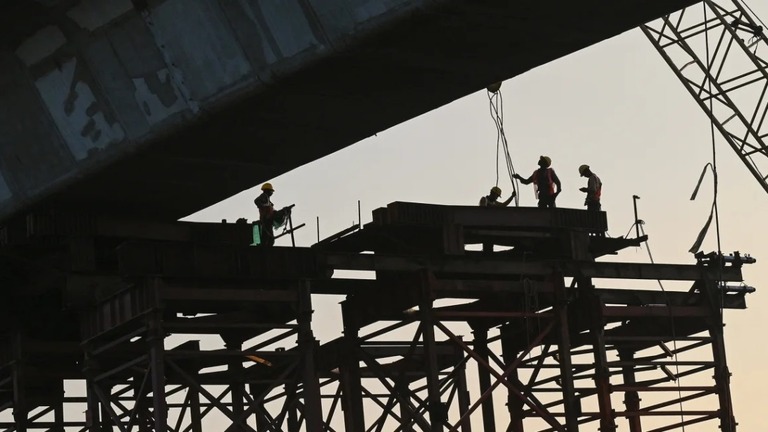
[0,0,697,222]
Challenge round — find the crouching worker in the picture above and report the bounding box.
[479,186,515,253]
[479,186,515,207]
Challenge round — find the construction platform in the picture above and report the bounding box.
[0,203,755,431]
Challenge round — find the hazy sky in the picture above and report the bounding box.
[186,3,768,429]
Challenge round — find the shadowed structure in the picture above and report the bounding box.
[0,0,696,222]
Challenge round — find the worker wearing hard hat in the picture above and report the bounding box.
[578,165,602,211]
[479,186,515,207]
[514,156,562,208]
[254,182,276,246]
[479,186,515,253]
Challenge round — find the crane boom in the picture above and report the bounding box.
[642,0,768,193]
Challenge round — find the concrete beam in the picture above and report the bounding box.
[0,0,698,221]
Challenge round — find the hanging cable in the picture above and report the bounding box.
[703,3,735,429]
[703,1,726,320]
[704,2,724,278]
[487,86,520,205]
[638,223,687,430]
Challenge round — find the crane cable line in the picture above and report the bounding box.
[637,222,688,431]
[685,2,732,429]
[487,86,520,206]
[703,1,734,428]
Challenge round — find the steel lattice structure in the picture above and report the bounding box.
[0,204,755,431]
[642,0,768,193]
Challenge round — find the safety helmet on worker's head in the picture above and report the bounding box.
[490,186,502,196]
[261,182,274,191]
[578,164,590,176]
[539,155,552,168]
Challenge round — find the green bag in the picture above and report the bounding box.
[252,224,261,246]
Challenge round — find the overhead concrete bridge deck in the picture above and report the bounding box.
[0,0,695,222]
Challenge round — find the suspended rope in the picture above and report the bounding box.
[487,84,520,206]
[699,2,734,429]
[701,1,726,317]
[638,223,687,430]
[689,1,725,285]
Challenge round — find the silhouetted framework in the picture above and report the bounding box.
[0,203,754,431]
[642,0,768,194]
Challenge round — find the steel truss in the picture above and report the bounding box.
[642,0,768,192]
[0,333,83,431]
[0,204,755,431]
[80,278,323,432]
[324,271,742,432]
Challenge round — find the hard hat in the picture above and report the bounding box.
[491,186,502,196]
[579,164,590,175]
[539,156,552,167]
[261,182,274,191]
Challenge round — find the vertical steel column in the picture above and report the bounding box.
[454,347,473,432]
[618,350,642,432]
[500,325,524,432]
[585,287,616,432]
[148,311,167,431]
[12,335,27,432]
[131,371,150,432]
[85,374,101,432]
[138,396,151,432]
[711,327,737,432]
[473,328,496,432]
[298,280,323,431]
[554,275,579,432]
[189,382,203,432]
[340,304,365,431]
[100,385,114,431]
[254,406,269,432]
[420,274,445,431]
[54,399,65,432]
[703,280,736,432]
[224,336,246,432]
[286,383,299,431]
[396,380,414,432]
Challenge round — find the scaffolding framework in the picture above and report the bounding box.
[642,0,768,193]
[0,204,753,431]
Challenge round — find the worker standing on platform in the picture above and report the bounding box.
[578,164,602,211]
[479,186,515,207]
[514,156,561,208]
[479,186,515,253]
[254,182,276,246]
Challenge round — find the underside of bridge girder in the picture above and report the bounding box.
[0,0,696,222]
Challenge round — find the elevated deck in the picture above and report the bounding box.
[0,203,752,431]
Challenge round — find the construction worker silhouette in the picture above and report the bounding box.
[578,164,602,211]
[514,156,562,208]
[254,183,276,246]
[479,186,515,207]
[479,186,515,253]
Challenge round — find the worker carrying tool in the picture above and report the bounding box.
[514,156,562,208]
[578,164,602,211]
[254,182,291,247]
[479,186,515,207]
